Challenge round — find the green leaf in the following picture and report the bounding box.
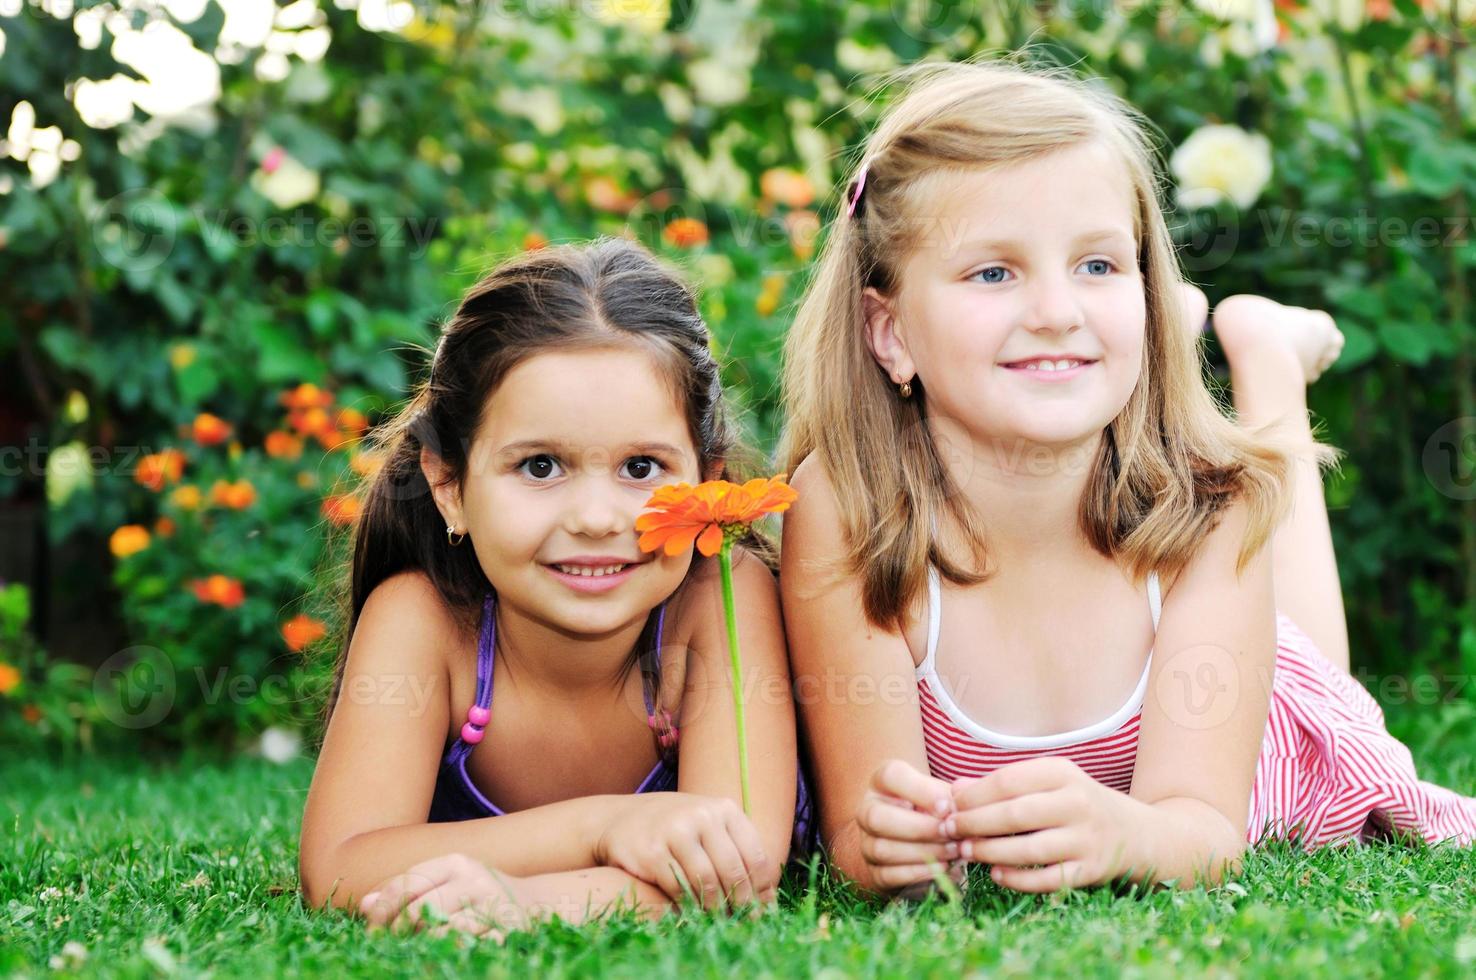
[1408,143,1462,199]
[174,359,221,407]
[1377,320,1435,365]
[255,322,325,384]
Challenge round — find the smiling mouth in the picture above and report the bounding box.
[548,562,634,578]
[1000,357,1098,372]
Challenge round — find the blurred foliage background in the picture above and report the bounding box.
[0,0,1473,752]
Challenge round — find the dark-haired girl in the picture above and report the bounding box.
[299,237,811,938]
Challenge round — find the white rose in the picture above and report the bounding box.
[258,726,303,764]
[1308,0,1366,32]
[1171,124,1273,210]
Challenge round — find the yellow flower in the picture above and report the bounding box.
[109,524,151,559]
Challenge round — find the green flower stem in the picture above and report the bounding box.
[717,536,752,816]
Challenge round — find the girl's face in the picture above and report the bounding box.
[428,347,708,637]
[866,140,1147,456]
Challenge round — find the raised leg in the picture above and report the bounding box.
[1191,288,1351,674]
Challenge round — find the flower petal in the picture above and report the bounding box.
[695,523,724,557]
[662,523,706,556]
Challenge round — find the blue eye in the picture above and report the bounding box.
[1080,259,1115,276]
[621,456,665,481]
[972,266,1011,285]
[518,455,562,480]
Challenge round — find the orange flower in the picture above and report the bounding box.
[135,449,186,491]
[189,574,246,608]
[109,524,151,558]
[264,430,303,459]
[636,475,797,557]
[154,516,176,537]
[191,413,233,446]
[662,217,709,249]
[760,167,816,209]
[584,175,639,214]
[281,614,328,652]
[21,703,41,723]
[523,231,549,251]
[209,479,257,510]
[290,407,334,438]
[316,427,352,452]
[0,662,20,695]
[280,383,334,411]
[321,493,362,526]
[171,484,203,510]
[335,408,369,435]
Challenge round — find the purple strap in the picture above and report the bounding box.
[464,594,666,744]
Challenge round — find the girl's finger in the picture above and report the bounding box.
[392,887,477,934]
[698,824,756,908]
[950,789,1073,839]
[861,833,960,867]
[858,793,949,843]
[961,827,1077,868]
[428,904,501,939]
[721,810,777,899]
[871,861,945,892]
[667,834,721,910]
[362,862,462,926]
[951,758,1077,811]
[871,759,954,817]
[988,860,1089,894]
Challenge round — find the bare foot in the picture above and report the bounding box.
[1209,294,1346,385]
[1177,281,1209,336]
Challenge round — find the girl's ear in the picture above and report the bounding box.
[702,459,724,483]
[419,446,463,529]
[861,286,915,385]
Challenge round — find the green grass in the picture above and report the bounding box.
[7,703,1476,977]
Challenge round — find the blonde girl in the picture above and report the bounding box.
[779,59,1476,897]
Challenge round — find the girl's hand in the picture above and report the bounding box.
[593,793,777,911]
[360,853,529,940]
[857,759,964,893]
[947,757,1134,893]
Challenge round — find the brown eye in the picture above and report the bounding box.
[519,455,560,480]
[622,456,662,481]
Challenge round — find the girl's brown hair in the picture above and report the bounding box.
[318,236,773,727]
[779,57,1331,633]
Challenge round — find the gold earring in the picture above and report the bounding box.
[898,379,913,399]
[446,524,467,546]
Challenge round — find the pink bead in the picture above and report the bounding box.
[461,722,484,744]
[467,705,490,726]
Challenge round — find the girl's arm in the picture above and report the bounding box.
[1116,497,1275,885]
[779,458,958,896]
[298,571,646,910]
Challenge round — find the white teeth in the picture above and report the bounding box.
[555,564,628,577]
[1021,359,1085,372]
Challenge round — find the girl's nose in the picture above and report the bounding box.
[565,480,631,538]
[1025,272,1085,335]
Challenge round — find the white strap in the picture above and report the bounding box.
[1147,570,1161,632]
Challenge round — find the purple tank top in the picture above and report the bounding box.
[426,591,817,862]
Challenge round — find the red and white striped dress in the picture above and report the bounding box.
[916,565,1476,849]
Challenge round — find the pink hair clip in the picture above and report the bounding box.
[846,161,870,218]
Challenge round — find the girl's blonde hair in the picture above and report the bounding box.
[779,57,1329,633]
